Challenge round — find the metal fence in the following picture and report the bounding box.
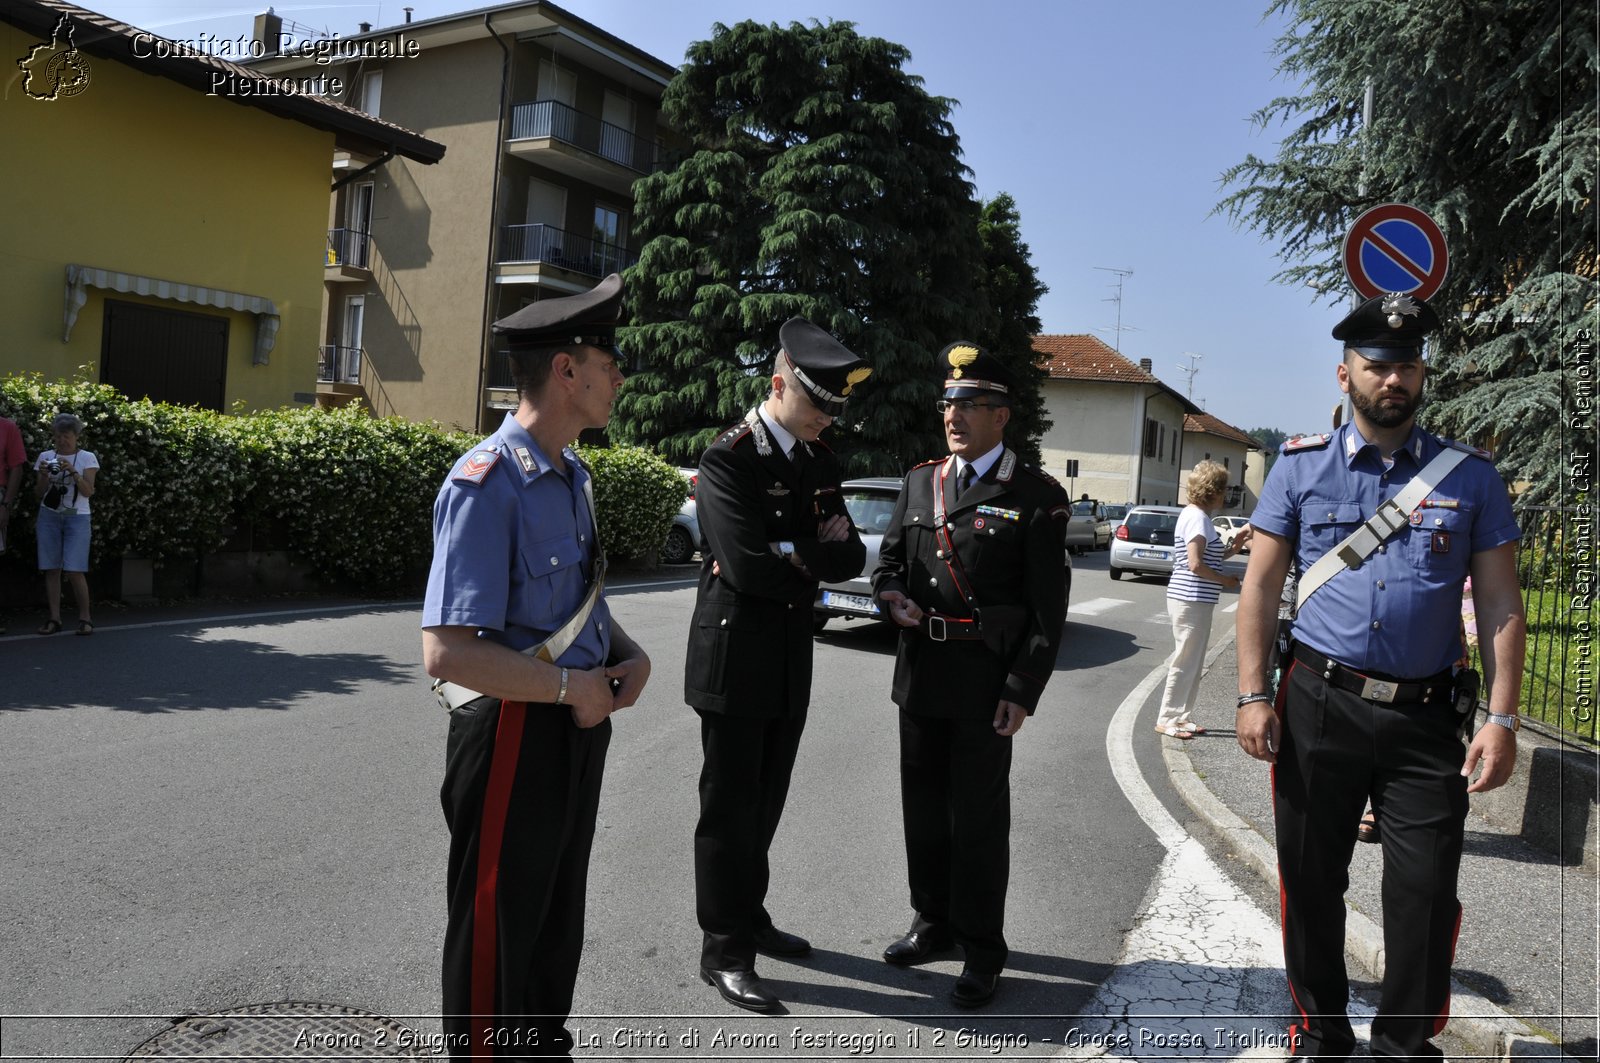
[508,99,676,175]
[327,228,370,269]
[317,345,362,385]
[1471,506,1596,742]
[495,222,635,277]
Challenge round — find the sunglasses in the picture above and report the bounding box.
[935,399,1002,413]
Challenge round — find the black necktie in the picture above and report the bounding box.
[791,444,809,476]
[955,463,975,501]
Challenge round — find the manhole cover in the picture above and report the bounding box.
[127,1002,438,1059]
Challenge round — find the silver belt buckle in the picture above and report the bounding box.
[431,677,452,712]
[1359,676,1398,703]
[927,615,947,642]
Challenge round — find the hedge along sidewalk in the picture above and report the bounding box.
[1,374,688,594]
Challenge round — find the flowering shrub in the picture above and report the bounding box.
[1,374,687,593]
[578,444,689,559]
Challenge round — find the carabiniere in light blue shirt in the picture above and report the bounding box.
[1250,421,1519,679]
[421,413,611,670]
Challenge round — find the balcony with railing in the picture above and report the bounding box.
[318,344,363,386]
[506,99,678,191]
[496,222,636,278]
[325,228,371,281]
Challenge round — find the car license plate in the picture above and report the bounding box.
[822,591,879,615]
[1135,549,1168,560]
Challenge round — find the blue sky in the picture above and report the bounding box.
[93,0,1356,437]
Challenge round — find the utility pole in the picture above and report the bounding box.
[1093,266,1135,352]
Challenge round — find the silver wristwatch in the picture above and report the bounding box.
[1485,712,1521,733]
[777,540,796,560]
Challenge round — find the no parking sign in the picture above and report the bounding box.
[1342,203,1449,301]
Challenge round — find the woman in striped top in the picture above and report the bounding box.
[1155,461,1251,738]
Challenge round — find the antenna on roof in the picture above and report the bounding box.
[1093,266,1135,352]
[1177,352,1202,399]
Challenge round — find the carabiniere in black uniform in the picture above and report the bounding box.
[685,317,870,1012]
[873,341,1070,1006]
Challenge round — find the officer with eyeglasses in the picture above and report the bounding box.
[871,341,1070,1008]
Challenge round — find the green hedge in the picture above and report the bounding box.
[0,374,687,593]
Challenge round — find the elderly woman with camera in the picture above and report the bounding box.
[34,412,99,635]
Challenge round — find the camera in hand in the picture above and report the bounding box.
[45,459,62,474]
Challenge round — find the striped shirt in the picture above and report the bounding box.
[1167,505,1225,604]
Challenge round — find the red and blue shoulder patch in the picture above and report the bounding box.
[1282,433,1332,454]
[453,449,500,485]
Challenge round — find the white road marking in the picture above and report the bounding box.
[1058,627,1374,1058]
[1068,596,1134,616]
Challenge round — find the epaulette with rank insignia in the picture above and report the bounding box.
[1443,438,1494,461]
[453,448,500,485]
[1281,433,1332,454]
[1018,465,1064,490]
[714,422,753,449]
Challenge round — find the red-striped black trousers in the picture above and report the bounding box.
[441,697,610,1061]
[1272,656,1468,1061]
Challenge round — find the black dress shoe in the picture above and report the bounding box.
[699,967,781,1012]
[950,966,999,1007]
[882,929,955,966]
[753,924,812,957]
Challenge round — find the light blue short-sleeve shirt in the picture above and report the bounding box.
[1251,422,1519,677]
[422,413,611,669]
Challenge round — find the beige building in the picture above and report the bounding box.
[252,1,678,432]
[1032,336,1260,513]
[1032,335,1198,506]
[1179,413,1263,514]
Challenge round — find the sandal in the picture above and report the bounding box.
[76,620,94,636]
[1357,810,1380,844]
[37,619,62,635]
[1154,725,1193,740]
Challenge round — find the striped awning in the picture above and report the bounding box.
[63,264,280,365]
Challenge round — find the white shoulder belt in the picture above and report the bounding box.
[432,463,606,711]
[1294,446,1469,613]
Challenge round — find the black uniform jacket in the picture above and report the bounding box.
[684,415,867,717]
[872,449,1070,717]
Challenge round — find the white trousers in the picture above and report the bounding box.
[1157,598,1216,730]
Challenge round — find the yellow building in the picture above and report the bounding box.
[0,0,443,411]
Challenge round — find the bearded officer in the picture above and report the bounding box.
[422,274,652,1061]
[1236,292,1525,1061]
[872,342,1070,1008]
[687,317,870,1012]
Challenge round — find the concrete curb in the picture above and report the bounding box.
[1160,635,1575,1062]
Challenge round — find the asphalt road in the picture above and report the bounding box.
[2,554,1223,1061]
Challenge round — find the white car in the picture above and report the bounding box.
[813,476,1073,630]
[1211,514,1252,552]
[1108,505,1183,581]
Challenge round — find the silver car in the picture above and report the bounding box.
[1108,505,1184,580]
[660,468,700,565]
[1064,498,1112,553]
[813,476,1073,630]
[813,477,901,630]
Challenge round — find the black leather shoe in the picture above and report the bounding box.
[950,966,999,1007]
[753,925,812,957]
[699,967,781,1012]
[882,929,955,966]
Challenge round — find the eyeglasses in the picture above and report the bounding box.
[935,399,1001,413]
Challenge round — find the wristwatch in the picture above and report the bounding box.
[777,541,796,560]
[1485,711,1521,733]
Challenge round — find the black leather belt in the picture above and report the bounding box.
[921,613,984,642]
[1292,644,1453,705]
